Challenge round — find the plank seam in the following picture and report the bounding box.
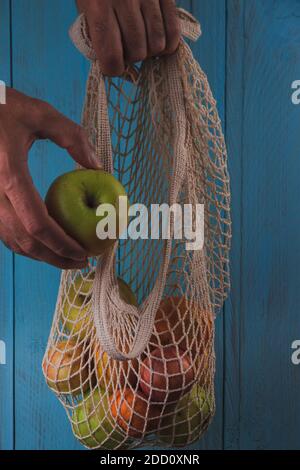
[222,0,229,452]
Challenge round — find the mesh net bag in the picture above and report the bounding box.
[42,8,231,449]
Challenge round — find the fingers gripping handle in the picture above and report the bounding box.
[69,8,201,66]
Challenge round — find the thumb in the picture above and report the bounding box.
[35,103,102,169]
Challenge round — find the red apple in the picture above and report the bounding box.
[140,346,195,403]
[150,296,213,359]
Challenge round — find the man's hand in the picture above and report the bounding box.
[0,88,100,268]
[77,0,180,76]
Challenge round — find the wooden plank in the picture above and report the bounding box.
[12,0,88,450]
[224,0,244,450]
[226,0,300,449]
[241,0,300,449]
[0,0,15,451]
[190,0,226,450]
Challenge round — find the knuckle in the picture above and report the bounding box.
[26,222,47,240]
[147,7,163,25]
[92,19,109,36]
[124,11,137,27]
[3,173,22,195]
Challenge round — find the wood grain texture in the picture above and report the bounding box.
[190,0,226,451]
[241,0,300,449]
[224,0,244,449]
[0,0,14,451]
[226,0,300,449]
[3,0,300,451]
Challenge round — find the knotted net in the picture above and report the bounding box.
[42,8,231,449]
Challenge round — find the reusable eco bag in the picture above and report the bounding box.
[42,8,231,449]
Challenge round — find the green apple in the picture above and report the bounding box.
[158,385,214,447]
[62,272,94,340]
[63,272,137,340]
[72,388,130,449]
[117,277,138,308]
[45,169,129,256]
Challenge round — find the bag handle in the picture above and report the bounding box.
[68,9,201,360]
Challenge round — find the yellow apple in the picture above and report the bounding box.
[62,273,137,341]
[42,340,90,396]
[62,273,94,341]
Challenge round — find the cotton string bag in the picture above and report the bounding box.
[42,8,231,449]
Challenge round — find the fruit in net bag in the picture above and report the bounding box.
[158,384,214,446]
[94,348,139,392]
[44,6,231,450]
[110,388,162,438]
[45,169,129,256]
[62,272,94,340]
[42,340,90,396]
[140,345,195,403]
[151,296,213,359]
[62,272,137,341]
[72,388,129,449]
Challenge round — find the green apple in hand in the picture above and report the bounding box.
[158,385,214,447]
[62,271,137,340]
[45,169,129,256]
[72,388,130,449]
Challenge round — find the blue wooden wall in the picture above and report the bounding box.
[0,0,299,450]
